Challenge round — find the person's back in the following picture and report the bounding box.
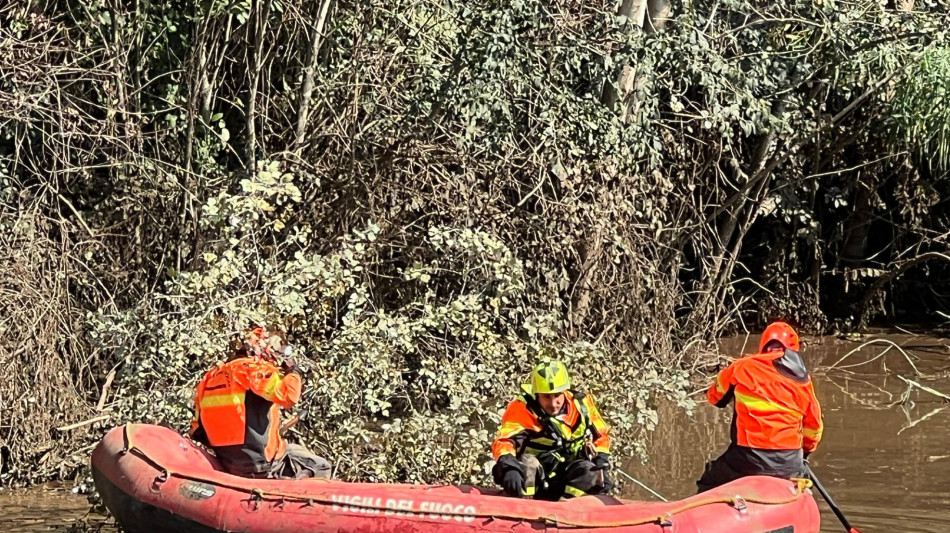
[697,321,822,492]
[189,326,330,480]
[190,355,299,475]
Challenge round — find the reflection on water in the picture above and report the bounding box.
[3,333,949,532]
[622,333,950,533]
[0,483,95,532]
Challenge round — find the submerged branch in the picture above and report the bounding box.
[897,375,950,403]
[825,339,921,376]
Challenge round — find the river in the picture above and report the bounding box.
[3,332,949,532]
[626,332,950,533]
[1,482,96,532]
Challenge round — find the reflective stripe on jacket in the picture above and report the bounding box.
[189,356,302,473]
[491,388,610,464]
[708,350,823,452]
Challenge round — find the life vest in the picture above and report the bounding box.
[189,356,302,474]
[492,387,610,468]
[708,349,823,452]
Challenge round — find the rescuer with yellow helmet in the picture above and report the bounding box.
[491,357,612,500]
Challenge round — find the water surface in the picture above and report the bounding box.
[623,333,950,533]
[0,483,94,532]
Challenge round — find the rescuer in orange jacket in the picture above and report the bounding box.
[189,326,330,479]
[696,321,823,492]
[491,359,612,500]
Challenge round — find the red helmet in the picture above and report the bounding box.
[758,321,800,352]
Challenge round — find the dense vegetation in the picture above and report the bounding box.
[1,0,948,486]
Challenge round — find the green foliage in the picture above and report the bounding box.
[91,165,692,484]
[891,46,950,172]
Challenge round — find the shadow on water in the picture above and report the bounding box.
[3,332,949,532]
[621,332,950,533]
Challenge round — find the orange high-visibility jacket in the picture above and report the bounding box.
[708,351,823,452]
[492,389,610,461]
[189,356,302,474]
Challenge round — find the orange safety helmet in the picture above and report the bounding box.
[758,321,800,353]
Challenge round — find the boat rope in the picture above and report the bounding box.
[120,424,813,528]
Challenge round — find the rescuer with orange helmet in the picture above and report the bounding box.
[491,358,612,500]
[189,326,330,479]
[696,321,823,492]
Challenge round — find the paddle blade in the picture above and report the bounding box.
[850,528,863,533]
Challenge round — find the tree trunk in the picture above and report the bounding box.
[294,0,333,151]
[896,0,915,10]
[840,178,874,266]
[568,225,606,338]
[646,0,672,33]
[245,0,272,176]
[600,0,648,112]
[616,0,648,34]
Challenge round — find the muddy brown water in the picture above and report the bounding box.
[625,333,950,533]
[3,333,949,532]
[0,482,95,532]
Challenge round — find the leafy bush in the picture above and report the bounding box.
[891,46,950,171]
[89,164,693,484]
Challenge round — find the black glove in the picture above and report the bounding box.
[592,453,614,494]
[803,451,812,462]
[492,455,525,497]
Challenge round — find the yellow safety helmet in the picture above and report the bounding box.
[530,360,571,394]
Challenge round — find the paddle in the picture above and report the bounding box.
[805,464,863,533]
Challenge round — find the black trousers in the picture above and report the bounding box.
[520,455,606,500]
[227,443,331,480]
[696,445,804,493]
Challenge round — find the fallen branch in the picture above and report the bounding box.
[897,375,950,402]
[856,252,950,326]
[826,338,920,376]
[823,375,894,410]
[898,406,947,435]
[56,414,111,432]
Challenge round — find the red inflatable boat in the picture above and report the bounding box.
[92,424,820,533]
